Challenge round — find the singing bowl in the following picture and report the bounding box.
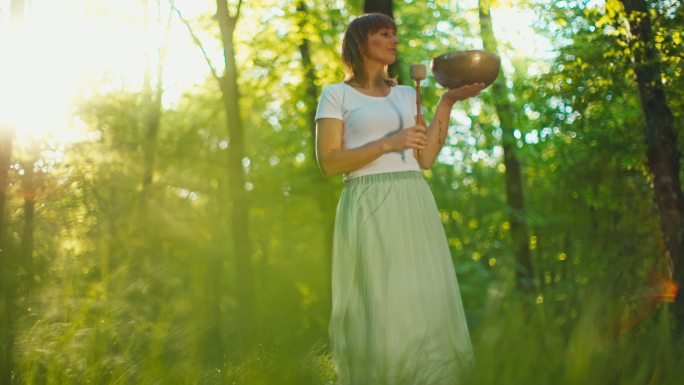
[431,50,501,89]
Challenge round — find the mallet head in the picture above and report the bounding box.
[409,64,426,81]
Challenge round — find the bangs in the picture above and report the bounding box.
[353,13,396,36]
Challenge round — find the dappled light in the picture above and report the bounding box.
[1,0,683,384]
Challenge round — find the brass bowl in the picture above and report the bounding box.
[431,50,501,89]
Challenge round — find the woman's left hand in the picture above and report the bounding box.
[440,82,486,106]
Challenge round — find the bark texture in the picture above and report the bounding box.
[620,0,684,332]
[216,0,257,353]
[479,0,534,292]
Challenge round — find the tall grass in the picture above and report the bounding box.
[11,275,684,385]
[466,289,684,385]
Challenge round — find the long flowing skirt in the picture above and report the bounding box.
[329,171,474,385]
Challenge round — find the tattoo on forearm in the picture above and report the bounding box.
[438,119,445,145]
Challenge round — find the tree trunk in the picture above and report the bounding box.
[363,0,393,18]
[1,2,25,382]
[478,0,534,293]
[0,126,13,385]
[363,0,404,84]
[296,0,320,163]
[619,0,684,333]
[296,0,335,308]
[0,128,11,264]
[216,0,257,353]
[140,0,167,210]
[20,158,35,280]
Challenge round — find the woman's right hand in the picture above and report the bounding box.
[384,125,427,152]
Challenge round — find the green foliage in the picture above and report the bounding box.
[1,0,683,384]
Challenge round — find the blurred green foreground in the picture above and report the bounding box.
[1,0,683,384]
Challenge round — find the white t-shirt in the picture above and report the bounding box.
[315,82,421,180]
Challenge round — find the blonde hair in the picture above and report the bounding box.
[341,13,397,87]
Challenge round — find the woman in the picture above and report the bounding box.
[315,13,484,385]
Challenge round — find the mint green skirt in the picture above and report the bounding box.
[330,171,474,385]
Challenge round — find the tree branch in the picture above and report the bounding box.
[235,0,243,21]
[168,0,221,83]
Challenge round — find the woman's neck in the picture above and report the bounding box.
[349,67,388,91]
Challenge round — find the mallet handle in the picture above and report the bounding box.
[416,80,423,158]
[416,80,422,120]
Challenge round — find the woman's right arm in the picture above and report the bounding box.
[316,118,427,177]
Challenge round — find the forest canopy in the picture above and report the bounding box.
[0,0,683,384]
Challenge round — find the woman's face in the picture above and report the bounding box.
[363,27,398,66]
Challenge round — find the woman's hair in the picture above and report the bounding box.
[341,13,397,86]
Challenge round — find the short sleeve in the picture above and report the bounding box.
[315,85,344,121]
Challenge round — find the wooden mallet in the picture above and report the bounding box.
[410,64,426,157]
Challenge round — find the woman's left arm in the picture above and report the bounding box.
[416,82,485,169]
